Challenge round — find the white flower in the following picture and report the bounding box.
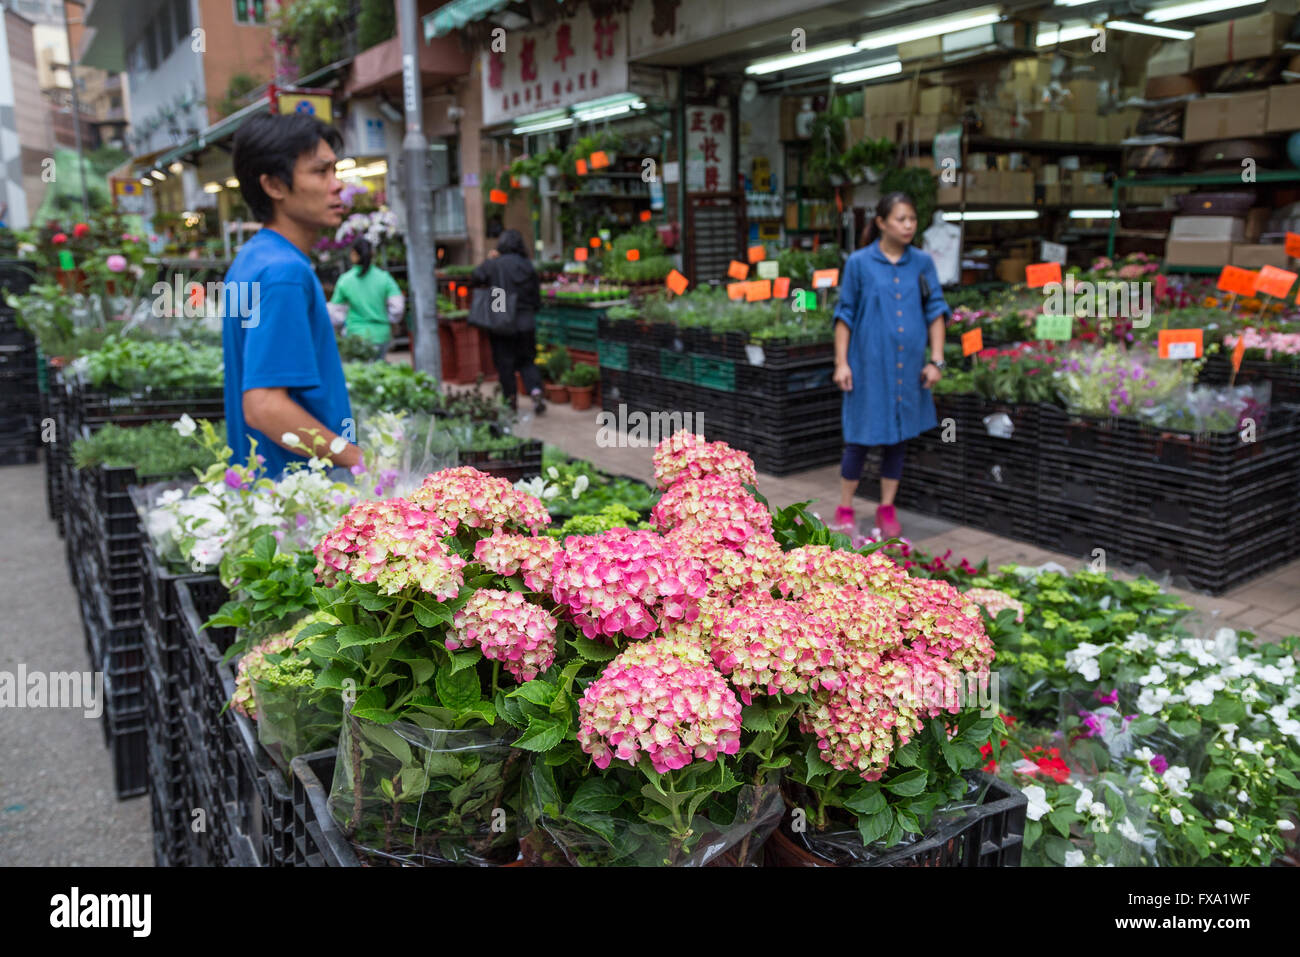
[1169,807,1184,826]
[190,537,225,568]
[1154,639,1177,658]
[1074,787,1094,814]
[1117,818,1143,843]
[1257,665,1286,686]
[1219,723,1238,743]
[173,413,196,437]
[547,466,560,480]
[1183,680,1216,707]
[1064,849,1085,867]
[1122,632,1151,653]
[1137,665,1166,686]
[1213,819,1235,834]
[1164,766,1191,797]
[1089,801,1108,820]
[1168,661,1197,678]
[572,474,590,498]
[1212,628,1239,662]
[1133,747,1155,764]
[542,485,559,500]
[1237,790,1249,803]
[1237,737,1258,755]
[1022,785,1050,822]
[281,432,302,447]
[329,436,348,455]
[1279,820,1296,832]
[1138,686,1172,715]
[1140,778,1159,793]
[158,488,185,506]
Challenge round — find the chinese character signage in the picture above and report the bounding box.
[686,107,731,193]
[481,8,629,127]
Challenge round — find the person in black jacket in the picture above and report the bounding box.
[471,228,545,414]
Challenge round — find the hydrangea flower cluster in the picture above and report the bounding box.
[409,466,551,534]
[650,476,773,541]
[576,636,743,773]
[963,587,1026,623]
[314,498,466,599]
[448,589,559,683]
[776,545,910,598]
[652,431,757,490]
[550,528,709,642]
[896,577,995,674]
[711,598,844,704]
[800,585,905,668]
[473,530,560,592]
[230,633,297,719]
[665,522,780,598]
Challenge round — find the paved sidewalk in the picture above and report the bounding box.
[0,462,151,866]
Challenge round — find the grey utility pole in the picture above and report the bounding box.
[62,0,91,218]
[397,0,441,381]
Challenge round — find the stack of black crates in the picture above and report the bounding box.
[0,261,39,465]
[597,316,841,476]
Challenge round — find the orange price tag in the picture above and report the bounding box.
[589,237,602,248]
[589,151,610,169]
[576,158,588,176]
[1231,334,1247,373]
[1286,232,1300,258]
[626,249,640,261]
[1025,262,1062,288]
[1255,264,1297,299]
[456,285,468,297]
[746,279,772,302]
[489,189,509,205]
[510,177,520,188]
[1158,328,1204,359]
[773,277,791,298]
[574,248,588,262]
[727,260,749,281]
[812,269,839,289]
[747,245,766,264]
[961,328,984,356]
[1217,265,1258,297]
[639,210,652,222]
[665,270,689,295]
[727,282,749,301]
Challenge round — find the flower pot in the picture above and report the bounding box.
[544,383,570,404]
[568,385,594,410]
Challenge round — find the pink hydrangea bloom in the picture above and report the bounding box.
[896,577,994,674]
[800,584,906,668]
[963,587,1026,624]
[474,530,560,592]
[313,498,466,599]
[577,635,743,773]
[711,597,844,704]
[652,431,758,490]
[448,589,558,683]
[550,528,709,643]
[650,475,772,540]
[775,545,910,598]
[409,466,551,534]
[229,634,296,719]
[665,522,781,598]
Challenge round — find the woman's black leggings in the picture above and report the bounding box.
[488,328,543,402]
[841,441,906,482]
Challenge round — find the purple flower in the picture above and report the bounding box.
[374,485,385,497]
[380,469,400,485]
[1093,688,1119,705]
[1078,710,1105,738]
[295,513,309,529]
[224,468,246,490]
[350,463,367,476]
[1149,754,1169,776]
[273,530,285,542]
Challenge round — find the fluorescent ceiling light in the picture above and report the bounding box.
[833,60,903,84]
[1103,20,1193,39]
[858,10,1001,50]
[1037,23,1101,45]
[1144,0,1263,23]
[139,178,152,186]
[942,210,1040,221]
[1069,209,1119,218]
[575,102,644,121]
[150,169,166,181]
[1053,0,1098,5]
[335,158,357,171]
[512,116,573,135]
[168,161,183,174]
[746,43,859,75]
[225,177,239,188]
[202,182,222,194]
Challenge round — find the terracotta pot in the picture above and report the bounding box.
[568,385,594,410]
[764,827,833,867]
[544,382,570,403]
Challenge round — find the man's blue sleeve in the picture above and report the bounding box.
[243,278,322,391]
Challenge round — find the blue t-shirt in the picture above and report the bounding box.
[221,228,352,478]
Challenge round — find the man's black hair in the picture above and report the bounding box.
[232,112,344,223]
[497,228,528,258]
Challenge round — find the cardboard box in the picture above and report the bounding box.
[846,117,866,143]
[1068,79,1100,114]
[1025,111,1060,141]
[1043,183,1062,206]
[1038,164,1060,185]
[1183,91,1269,142]
[1171,215,1246,241]
[1005,170,1035,204]
[865,112,906,140]
[1231,244,1289,269]
[1266,84,1300,133]
[936,176,963,207]
[864,80,914,117]
[899,36,941,60]
[1194,12,1290,69]
[1075,112,1098,143]
[780,98,805,141]
[1148,41,1193,78]
[920,85,961,115]
[997,257,1032,283]
[982,107,1015,139]
[1245,207,1270,243]
[910,113,958,142]
[1058,113,1077,142]
[1165,238,1233,267]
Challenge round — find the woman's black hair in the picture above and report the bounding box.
[861,191,918,247]
[232,113,343,223]
[497,228,528,258]
[353,238,373,276]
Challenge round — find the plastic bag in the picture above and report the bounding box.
[252,675,342,777]
[128,478,201,573]
[329,714,522,866]
[521,761,783,866]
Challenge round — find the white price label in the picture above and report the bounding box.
[1167,342,1197,360]
[756,260,779,280]
[813,275,834,289]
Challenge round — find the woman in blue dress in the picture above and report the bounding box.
[831,192,950,538]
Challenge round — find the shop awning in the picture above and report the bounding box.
[422,0,513,41]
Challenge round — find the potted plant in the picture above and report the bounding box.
[543,345,571,404]
[562,363,599,410]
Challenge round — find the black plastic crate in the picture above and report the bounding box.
[627,342,661,377]
[962,480,1039,545]
[459,440,544,482]
[176,580,236,748]
[1199,353,1300,406]
[0,442,39,466]
[290,750,359,867]
[742,336,834,370]
[70,383,225,430]
[862,464,966,523]
[217,689,266,858]
[260,765,297,867]
[735,359,836,398]
[106,710,148,800]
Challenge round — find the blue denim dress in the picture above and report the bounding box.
[834,241,949,446]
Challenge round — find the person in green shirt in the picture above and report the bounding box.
[327,238,405,359]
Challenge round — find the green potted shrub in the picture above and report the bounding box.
[561,362,599,410]
[543,345,572,404]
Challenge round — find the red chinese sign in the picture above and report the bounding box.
[686,108,731,193]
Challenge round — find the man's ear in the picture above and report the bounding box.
[259,171,289,203]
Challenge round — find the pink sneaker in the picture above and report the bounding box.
[832,506,855,533]
[876,505,902,539]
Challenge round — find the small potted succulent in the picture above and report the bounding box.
[543,346,572,404]
[562,363,599,411]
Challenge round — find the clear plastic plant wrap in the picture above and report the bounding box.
[520,760,784,866]
[252,675,343,777]
[330,712,523,866]
[1134,381,1270,433]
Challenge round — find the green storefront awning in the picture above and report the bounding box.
[423,0,513,41]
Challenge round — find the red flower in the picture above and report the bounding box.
[51,233,67,244]
[72,222,90,238]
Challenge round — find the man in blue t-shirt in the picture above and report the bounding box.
[222,112,360,477]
